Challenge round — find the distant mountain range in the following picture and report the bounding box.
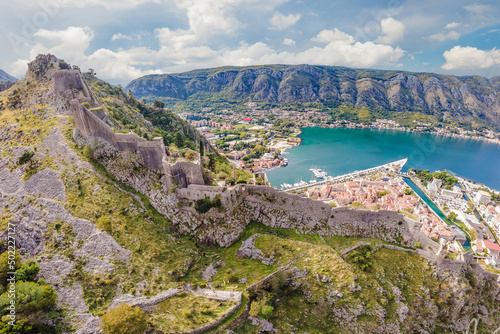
[126,64,500,128]
[0,69,17,83]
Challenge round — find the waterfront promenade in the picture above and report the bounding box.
[280,158,408,193]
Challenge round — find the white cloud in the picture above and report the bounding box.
[111,33,133,41]
[445,22,460,29]
[270,12,301,30]
[32,26,94,57]
[12,24,407,83]
[155,28,198,49]
[375,18,406,45]
[428,31,460,42]
[10,26,160,80]
[175,0,243,37]
[4,0,166,10]
[442,46,500,70]
[464,3,492,15]
[312,29,354,44]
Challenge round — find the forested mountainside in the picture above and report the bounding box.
[1,54,500,334]
[127,64,500,129]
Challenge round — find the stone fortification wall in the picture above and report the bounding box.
[167,182,429,248]
[164,161,205,187]
[71,100,166,172]
[54,70,87,94]
[53,69,100,107]
[176,185,226,202]
[138,138,165,172]
[100,147,437,250]
[71,100,116,143]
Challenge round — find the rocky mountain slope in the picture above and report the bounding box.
[126,64,500,128]
[1,54,500,334]
[0,70,17,93]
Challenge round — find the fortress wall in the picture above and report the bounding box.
[174,182,424,247]
[115,141,139,153]
[168,161,205,188]
[54,70,85,93]
[242,184,332,223]
[71,100,171,172]
[115,133,146,143]
[403,216,441,252]
[71,100,116,144]
[137,139,166,172]
[177,185,224,200]
[326,208,416,246]
[54,69,93,101]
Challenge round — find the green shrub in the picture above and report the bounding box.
[83,145,94,160]
[414,242,422,249]
[346,245,374,272]
[0,281,57,315]
[0,251,19,286]
[18,151,35,165]
[261,305,274,319]
[249,300,262,317]
[228,274,239,284]
[100,303,147,334]
[17,261,40,282]
[194,196,223,214]
[97,216,112,232]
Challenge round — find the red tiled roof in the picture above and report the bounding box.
[483,240,500,252]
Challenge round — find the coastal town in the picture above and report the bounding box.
[183,102,500,175]
[183,102,500,273]
[282,159,500,272]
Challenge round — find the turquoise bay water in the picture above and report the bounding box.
[266,127,500,190]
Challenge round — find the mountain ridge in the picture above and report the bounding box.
[0,69,17,83]
[126,64,500,129]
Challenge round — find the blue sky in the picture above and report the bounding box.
[0,0,499,84]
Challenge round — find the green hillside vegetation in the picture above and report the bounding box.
[84,75,203,150]
[148,293,237,333]
[410,169,458,189]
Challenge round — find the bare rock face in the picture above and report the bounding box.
[25,168,66,201]
[37,255,89,313]
[38,254,75,285]
[73,230,130,262]
[236,234,264,260]
[202,263,219,281]
[73,315,102,334]
[107,288,179,312]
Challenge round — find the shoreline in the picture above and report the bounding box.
[326,123,500,147]
[265,126,500,191]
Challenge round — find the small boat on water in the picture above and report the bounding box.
[310,167,328,179]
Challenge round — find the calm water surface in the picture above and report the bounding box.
[266,127,500,190]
